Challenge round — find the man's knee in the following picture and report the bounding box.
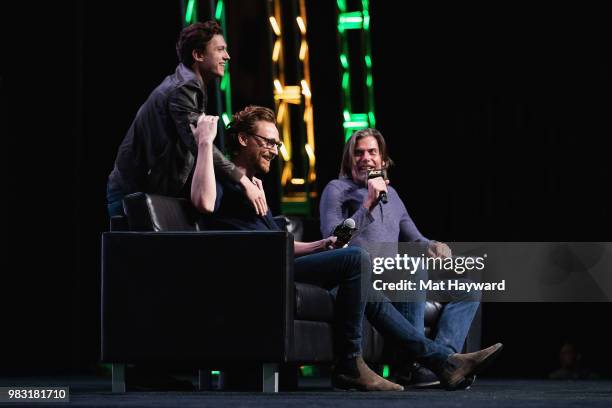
[340,246,371,278]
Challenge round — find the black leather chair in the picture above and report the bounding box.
[101,193,480,392]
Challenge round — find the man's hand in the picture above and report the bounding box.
[323,235,347,250]
[240,175,268,216]
[363,178,390,210]
[427,241,452,258]
[190,114,218,146]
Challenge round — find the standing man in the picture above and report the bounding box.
[107,21,267,216]
[192,107,502,391]
[320,128,482,388]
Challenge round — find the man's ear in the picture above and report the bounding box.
[237,132,249,147]
[192,48,206,63]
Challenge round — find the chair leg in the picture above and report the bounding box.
[198,369,211,391]
[112,363,126,393]
[262,363,279,393]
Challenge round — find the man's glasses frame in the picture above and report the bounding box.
[249,133,283,149]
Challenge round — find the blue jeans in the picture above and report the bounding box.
[393,274,481,354]
[367,290,453,370]
[107,182,125,217]
[294,247,368,360]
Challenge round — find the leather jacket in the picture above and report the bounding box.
[108,64,242,197]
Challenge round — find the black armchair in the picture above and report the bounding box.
[101,193,480,392]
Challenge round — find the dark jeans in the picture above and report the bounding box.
[392,275,481,354]
[107,182,125,217]
[294,246,368,360]
[367,291,453,370]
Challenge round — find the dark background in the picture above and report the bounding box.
[4,1,611,379]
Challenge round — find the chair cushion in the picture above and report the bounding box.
[294,283,334,322]
[122,192,199,232]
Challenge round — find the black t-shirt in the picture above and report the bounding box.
[200,177,280,231]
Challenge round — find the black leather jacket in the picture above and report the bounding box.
[108,64,242,197]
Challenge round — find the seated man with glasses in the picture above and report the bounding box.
[190,105,502,391]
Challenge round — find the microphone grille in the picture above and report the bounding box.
[343,218,356,229]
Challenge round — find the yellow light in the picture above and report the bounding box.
[299,40,307,61]
[269,16,281,36]
[274,79,283,94]
[279,144,290,162]
[304,143,315,167]
[291,178,305,185]
[301,80,311,98]
[275,86,302,104]
[277,102,286,123]
[272,40,281,62]
[296,16,306,34]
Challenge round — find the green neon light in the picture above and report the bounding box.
[364,55,372,68]
[363,14,370,30]
[222,113,230,126]
[211,370,220,375]
[343,110,350,121]
[338,12,364,30]
[220,73,228,91]
[337,0,347,12]
[340,54,349,69]
[366,74,373,88]
[185,0,195,23]
[368,111,376,127]
[300,365,314,377]
[382,365,390,378]
[215,0,224,21]
[343,121,369,129]
[362,0,370,11]
[342,72,350,91]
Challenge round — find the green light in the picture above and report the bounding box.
[220,73,228,91]
[364,55,372,68]
[215,0,224,21]
[337,0,347,12]
[342,72,349,91]
[368,111,376,126]
[340,54,349,69]
[185,0,195,23]
[343,110,350,121]
[366,74,373,88]
[338,12,363,30]
[350,113,369,122]
[211,370,220,375]
[362,0,370,11]
[363,15,370,30]
[382,365,390,378]
[343,120,369,129]
[300,365,314,377]
[222,113,230,126]
[344,129,353,141]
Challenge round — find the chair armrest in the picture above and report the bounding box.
[101,230,294,365]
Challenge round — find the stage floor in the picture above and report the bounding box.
[1,376,611,407]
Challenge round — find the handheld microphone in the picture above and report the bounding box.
[367,169,388,204]
[332,218,357,247]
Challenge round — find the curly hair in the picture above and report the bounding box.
[176,20,223,66]
[226,106,277,157]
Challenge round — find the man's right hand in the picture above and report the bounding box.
[190,114,218,146]
[240,175,269,216]
[363,177,390,210]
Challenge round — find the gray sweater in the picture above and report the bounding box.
[319,178,431,248]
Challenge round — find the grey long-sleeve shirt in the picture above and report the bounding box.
[319,178,431,248]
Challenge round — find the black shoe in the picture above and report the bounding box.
[396,363,441,389]
[440,343,503,389]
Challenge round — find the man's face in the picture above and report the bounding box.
[243,121,280,174]
[200,34,230,78]
[351,136,385,184]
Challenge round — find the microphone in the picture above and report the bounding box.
[367,169,388,204]
[332,218,357,248]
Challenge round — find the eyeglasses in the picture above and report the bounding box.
[249,133,283,150]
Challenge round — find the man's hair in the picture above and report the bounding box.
[176,20,223,66]
[339,128,394,178]
[226,106,277,157]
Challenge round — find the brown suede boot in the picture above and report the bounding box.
[440,342,503,389]
[332,356,404,391]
